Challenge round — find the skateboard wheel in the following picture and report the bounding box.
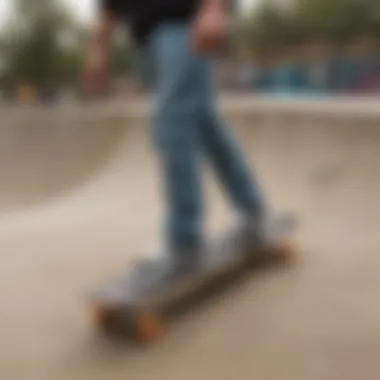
[133,312,164,344]
[92,304,114,330]
[273,238,296,263]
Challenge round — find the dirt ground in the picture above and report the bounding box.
[1,99,380,380]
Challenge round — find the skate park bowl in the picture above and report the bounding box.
[1,96,380,380]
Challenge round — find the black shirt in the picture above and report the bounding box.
[101,0,200,44]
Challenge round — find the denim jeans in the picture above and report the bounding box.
[142,23,264,252]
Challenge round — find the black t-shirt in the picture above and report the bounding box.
[101,0,200,44]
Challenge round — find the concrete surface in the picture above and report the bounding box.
[1,97,380,380]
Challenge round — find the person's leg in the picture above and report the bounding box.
[201,106,265,220]
[147,23,210,261]
[201,105,267,249]
[196,58,265,221]
[145,21,265,260]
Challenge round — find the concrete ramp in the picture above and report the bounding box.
[0,110,126,214]
[1,98,380,380]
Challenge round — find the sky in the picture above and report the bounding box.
[0,0,258,27]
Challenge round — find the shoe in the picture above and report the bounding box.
[128,246,203,296]
[225,214,264,253]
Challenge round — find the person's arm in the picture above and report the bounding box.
[192,0,229,53]
[201,0,232,14]
[83,2,118,94]
[85,8,116,68]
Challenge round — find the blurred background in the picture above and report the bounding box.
[1,0,380,105]
[1,1,380,380]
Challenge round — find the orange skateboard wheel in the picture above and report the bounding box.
[93,303,114,329]
[133,311,164,344]
[273,238,297,263]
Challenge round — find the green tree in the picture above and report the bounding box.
[295,0,375,44]
[235,3,306,55]
[234,0,380,54]
[3,0,77,86]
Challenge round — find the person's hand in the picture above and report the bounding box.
[192,2,228,54]
[82,11,115,98]
[82,47,108,97]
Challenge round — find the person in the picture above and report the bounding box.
[84,0,265,291]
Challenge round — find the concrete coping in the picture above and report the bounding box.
[2,95,380,124]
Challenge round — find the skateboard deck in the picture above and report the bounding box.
[88,213,298,344]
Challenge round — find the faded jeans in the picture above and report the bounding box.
[141,23,264,252]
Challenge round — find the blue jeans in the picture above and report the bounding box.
[142,23,264,252]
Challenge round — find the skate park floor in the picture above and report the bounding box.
[1,97,380,380]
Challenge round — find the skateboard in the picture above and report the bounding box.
[88,213,298,344]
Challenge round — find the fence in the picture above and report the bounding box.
[249,53,380,94]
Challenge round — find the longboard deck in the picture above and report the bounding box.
[89,213,298,344]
